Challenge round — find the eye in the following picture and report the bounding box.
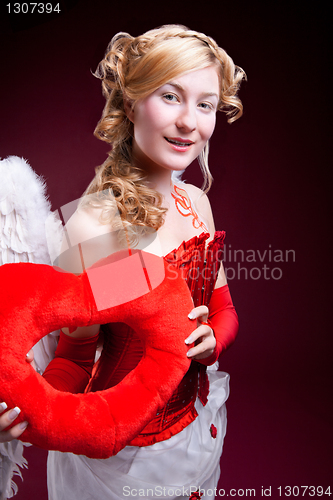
[163,93,179,103]
[198,102,214,111]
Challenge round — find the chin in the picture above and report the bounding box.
[165,157,195,172]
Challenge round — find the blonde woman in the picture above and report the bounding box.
[0,25,244,500]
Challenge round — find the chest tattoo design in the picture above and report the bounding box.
[171,184,208,233]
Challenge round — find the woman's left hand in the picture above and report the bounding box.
[185,305,216,360]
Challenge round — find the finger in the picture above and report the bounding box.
[187,338,215,359]
[188,305,209,321]
[185,324,211,345]
[0,420,29,443]
[0,405,21,430]
[0,405,28,440]
[190,350,214,360]
[26,349,34,363]
[0,402,7,414]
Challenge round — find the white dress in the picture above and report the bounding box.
[47,365,229,500]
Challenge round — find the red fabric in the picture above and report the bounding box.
[88,231,227,446]
[42,233,228,399]
[197,284,239,366]
[130,362,199,446]
[43,330,99,393]
[164,230,226,308]
[0,253,193,458]
[11,232,233,450]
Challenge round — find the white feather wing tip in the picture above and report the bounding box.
[0,156,62,266]
[0,441,28,500]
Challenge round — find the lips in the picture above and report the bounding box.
[165,137,194,147]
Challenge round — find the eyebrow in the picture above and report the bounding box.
[166,81,219,100]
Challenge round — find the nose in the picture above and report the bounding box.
[176,104,197,132]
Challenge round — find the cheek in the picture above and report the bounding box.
[197,113,217,143]
[134,104,164,143]
[204,115,217,141]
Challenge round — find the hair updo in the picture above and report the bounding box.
[84,25,245,236]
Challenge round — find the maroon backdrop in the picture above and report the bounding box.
[1,1,331,499]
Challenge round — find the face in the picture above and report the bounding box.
[127,65,220,175]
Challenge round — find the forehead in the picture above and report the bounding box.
[163,65,220,94]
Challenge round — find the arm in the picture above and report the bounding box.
[42,329,100,393]
[185,282,239,364]
[190,284,239,365]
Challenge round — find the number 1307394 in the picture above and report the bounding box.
[6,3,61,14]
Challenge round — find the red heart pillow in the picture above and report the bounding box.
[0,252,193,459]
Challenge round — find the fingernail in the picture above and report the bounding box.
[185,336,193,345]
[19,421,28,430]
[188,312,195,320]
[0,402,8,411]
[186,349,193,357]
[9,407,21,420]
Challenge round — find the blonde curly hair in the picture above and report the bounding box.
[84,25,245,236]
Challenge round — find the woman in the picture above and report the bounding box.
[0,25,244,499]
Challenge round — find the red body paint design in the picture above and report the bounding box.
[171,185,208,233]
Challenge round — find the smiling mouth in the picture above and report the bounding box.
[165,137,194,147]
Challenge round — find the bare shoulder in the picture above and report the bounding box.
[180,183,227,287]
[65,205,112,246]
[183,183,212,212]
[178,182,215,236]
[58,204,123,272]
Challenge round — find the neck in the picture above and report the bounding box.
[132,148,174,197]
[147,170,174,198]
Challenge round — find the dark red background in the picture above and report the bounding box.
[1,1,331,499]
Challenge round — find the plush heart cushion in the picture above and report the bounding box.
[0,252,193,459]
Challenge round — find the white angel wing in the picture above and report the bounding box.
[0,156,63,498]
[0,441,28,500]
[0,155,58,265]
[0,156,63,368]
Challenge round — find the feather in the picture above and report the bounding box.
[0,156,60,266]
[0,156,63,498]
[0,442,28,499]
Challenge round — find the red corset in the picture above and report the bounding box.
[86,231,225,446]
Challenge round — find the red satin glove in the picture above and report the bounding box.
[43,330,99,393]
[197,284,239,366]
